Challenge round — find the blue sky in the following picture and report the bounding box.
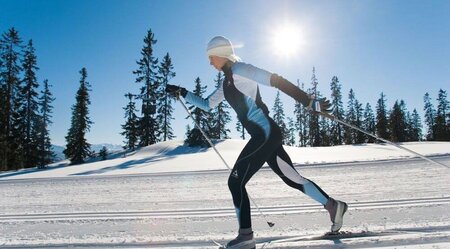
[1,0,449,146]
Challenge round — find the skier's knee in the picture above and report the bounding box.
[228,172,241,194]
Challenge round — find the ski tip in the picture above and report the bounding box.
[212,240,223,247]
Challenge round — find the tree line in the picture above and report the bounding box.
[273,69,444,147]
[0,28,55,171]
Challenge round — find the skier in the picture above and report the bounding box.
[166,36,348,249]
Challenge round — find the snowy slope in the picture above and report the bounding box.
[1,140,449,180]
[0,140,449,248]
[51,144,123,161]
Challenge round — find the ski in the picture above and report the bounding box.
[212,239,257,249]
[257,230,390,246]
[214,231,396,248]
[212,240,225,248]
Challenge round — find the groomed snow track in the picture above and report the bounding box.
[2,226,450,248]
[1,156,449,248]
[0,196,449,221]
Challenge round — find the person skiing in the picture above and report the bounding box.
[166,36,348,249]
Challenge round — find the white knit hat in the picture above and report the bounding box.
[206,36,240,62]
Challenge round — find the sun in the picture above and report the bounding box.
[272,24,303,58]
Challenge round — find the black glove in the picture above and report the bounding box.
[166,84,187,98]
[307,96,332,114]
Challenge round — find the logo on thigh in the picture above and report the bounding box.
[231,170,239,179]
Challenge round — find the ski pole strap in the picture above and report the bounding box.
[320,112,449,169]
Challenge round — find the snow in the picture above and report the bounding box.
[0,140,449,248]
[1,140,449,179]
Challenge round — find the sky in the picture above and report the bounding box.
[1,0,449,146]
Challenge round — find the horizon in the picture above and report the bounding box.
[1,0,449,146]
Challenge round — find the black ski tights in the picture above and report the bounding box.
[228,119,330,229]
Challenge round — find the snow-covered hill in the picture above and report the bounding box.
[51,143,123,161]
[1,140,449,180]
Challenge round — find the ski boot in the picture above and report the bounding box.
[220,228,256,249]
[325,198,348,232]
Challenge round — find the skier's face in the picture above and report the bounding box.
[209,55,228,71]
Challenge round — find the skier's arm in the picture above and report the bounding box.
[231,63,330,113]
[231,63,308,105]
[166,84,224,111]
[270,74,309,106]
[184,85,224,111]
[270,74,332,113]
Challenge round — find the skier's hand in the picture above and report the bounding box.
[166,84,187,98]
[307,96,332,114]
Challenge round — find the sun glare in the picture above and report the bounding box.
[272,24,303,58]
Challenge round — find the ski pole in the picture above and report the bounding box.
[178,96,275,227]
[319,112,450,169]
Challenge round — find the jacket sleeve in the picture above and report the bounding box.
[232,62,273,86]
[270,74,310,107]
[184,82,225,111]
[232,63,310,106]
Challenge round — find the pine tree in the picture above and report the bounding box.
[362,103,376,143]
[0,28,23,170]
[410,109,423,141]
[0,47,4,170]
[344,89,357,144]
[236,119,246,140]
[329,76,344,145]
[376,92,389,140]
[286,117,296,146]
[21,39,41,168]
[404,111,413,142]
[400,100,409,142]
[294,81,308,146]
[319,116,331,146]
[121,93,139,151]
[404,109,420,142]
[435,89,449,141]
[99,146,108,161]
[272,91,288,144]
[156,53,176,141]
[389,100,407,142]
[308,67,320,146]
[423,92,436,141]
[133,29,159,146]
[185,124,191,140]
[36,79,55,168]
[64,68,93,165]
[185,77,209,147]
[354,99,364,144]
[10,71,27,169]
[210,72,231,139]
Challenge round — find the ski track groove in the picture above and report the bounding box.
[2,225,450,248]
[1,196,449,222]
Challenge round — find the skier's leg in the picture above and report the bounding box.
[224,136,275,248]
[228,136,273,229]
[267,145,329,205]
[267,146,348,232]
